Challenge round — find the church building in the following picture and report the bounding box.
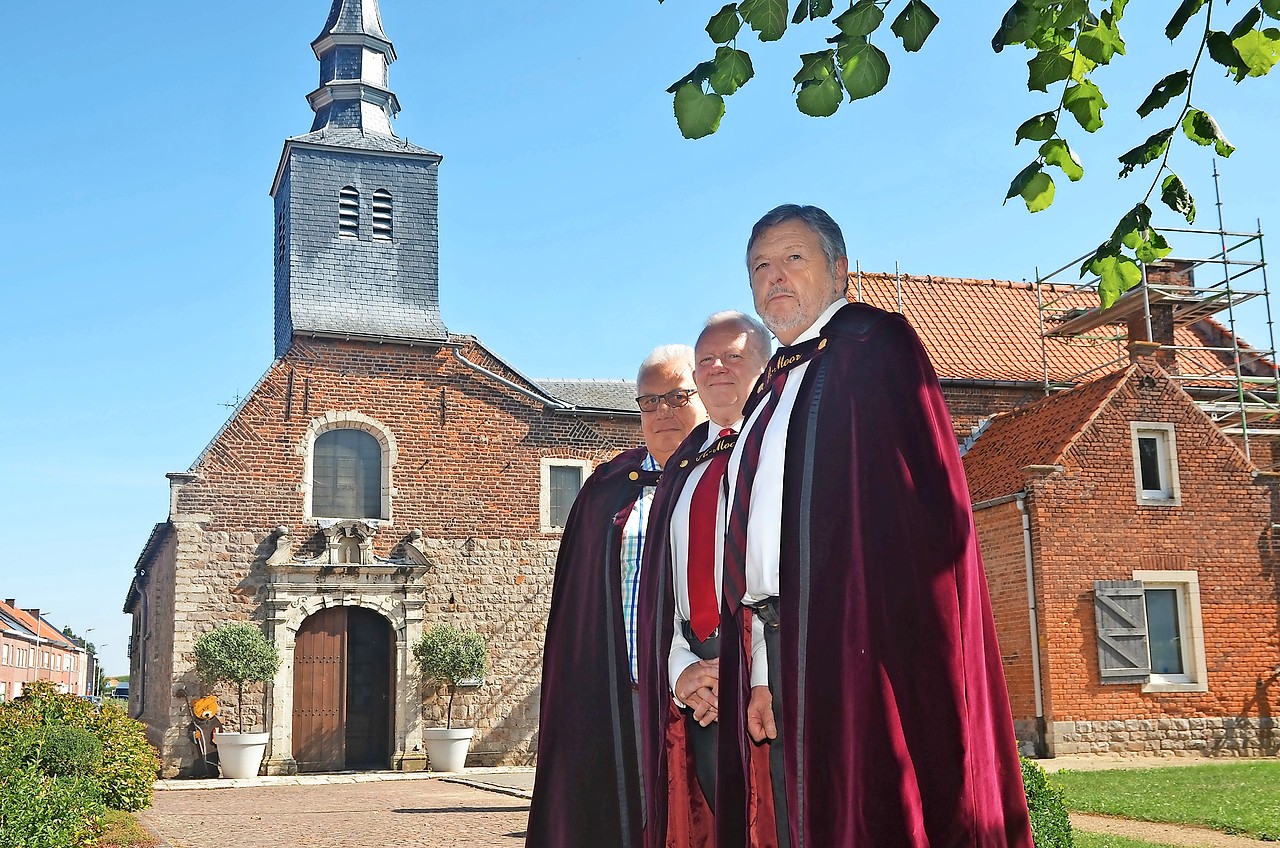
[124,0,641,776]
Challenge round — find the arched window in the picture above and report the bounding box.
[338,186,360,238]
[313,428,382,519]
[372,189,392,241]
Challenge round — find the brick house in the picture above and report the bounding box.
[123,0,642,777]
[962,356,1280,757]
[0,600,86,700]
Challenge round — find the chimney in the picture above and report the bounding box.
[1126,260,1194,369]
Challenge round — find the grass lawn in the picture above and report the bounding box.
[1053,761,1280,841]
[95,810,157,848]
[1074,834,1183,848]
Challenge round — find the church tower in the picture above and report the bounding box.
[270,0,448,358]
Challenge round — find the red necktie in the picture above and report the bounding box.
[686,428,734,641]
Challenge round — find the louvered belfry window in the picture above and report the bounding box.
[372,189,393,240]
[338,186,360,238]
[313,429,382,519]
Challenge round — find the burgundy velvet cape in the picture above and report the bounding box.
[715,304,1034,848]
[639,423,777,848]
[526,446,652,848]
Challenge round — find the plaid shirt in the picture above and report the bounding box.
[620,452,659,684]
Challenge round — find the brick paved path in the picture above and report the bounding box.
[142,778,531,848]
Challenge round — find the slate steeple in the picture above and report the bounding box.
[270,0,447,358]
[308,0,400,136]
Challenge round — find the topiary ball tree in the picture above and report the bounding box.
[193,622,281,733]
[412,624,488,729]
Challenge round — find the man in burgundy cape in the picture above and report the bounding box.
[526,347,706,848]
[714,204,1034,847]
[525,445,653,846]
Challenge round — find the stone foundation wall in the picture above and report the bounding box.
[1051,717,1279,758]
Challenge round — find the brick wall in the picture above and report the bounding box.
[1024,364,1279,756]
[971,498,1041,753]
[137,335,642,774]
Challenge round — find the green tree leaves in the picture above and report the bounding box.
[1234,28,1280,76]
[1136,70,1190,117]
[659,1,1275,311]
[1182,109,1235,157]
[1028,50,1074,91]
[667,0,938,137]
[673,83,726,139]
[1160,173,1196,223]
[1077,11,1126,64]
[834,0,882,36]
[740,0,789,41]
[1117,128,1174,177]
[1063,80,1108,131]
[795,50,842,115]
[707,4,743,43]
[1016,112,1058,143]
[711,46,755,94]
[1040,139,1084,181]
[838,37,891,100]
[891,0,940,52]
[1006,163,1056,212]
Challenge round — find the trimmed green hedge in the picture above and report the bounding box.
[1022,756,1074,848]
[0,681,159,848]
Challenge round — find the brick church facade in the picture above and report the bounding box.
[125,0,1278,777]
[124,0,644,776]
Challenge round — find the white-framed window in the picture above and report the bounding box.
[540,458,592,533]
[1134,569,1207,692]
[1130,422,1181,506]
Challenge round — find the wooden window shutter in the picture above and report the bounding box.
[1093,580,1151,683]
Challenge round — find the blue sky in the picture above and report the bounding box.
[2,1,1276,676]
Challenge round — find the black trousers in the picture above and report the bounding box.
[680,622,720,810]
[760,605,792,848]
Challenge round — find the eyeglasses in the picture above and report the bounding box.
[635,388,698,413]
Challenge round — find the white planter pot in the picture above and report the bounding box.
[216,731,270,779]
[423,727,473,772]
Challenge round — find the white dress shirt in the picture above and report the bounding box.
[667,420,770,696]
[725,298,846,682]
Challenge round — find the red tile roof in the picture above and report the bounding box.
[847,272,1255,385]
[0,600,78,649]
[961,366,1134,502]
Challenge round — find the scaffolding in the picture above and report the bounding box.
[1033,171,1276,460]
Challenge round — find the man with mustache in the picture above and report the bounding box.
[527,345,707,848]
[714,204,1034,847]
[637,312,773,847]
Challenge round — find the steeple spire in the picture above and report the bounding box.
[307,0,401,136]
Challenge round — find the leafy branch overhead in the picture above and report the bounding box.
[661,0,1276,308]
[664,0,939,138]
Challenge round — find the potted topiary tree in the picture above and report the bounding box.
[193,622,281,779]
[412,623,488,772]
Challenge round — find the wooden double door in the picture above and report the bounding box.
[292,606,393,772]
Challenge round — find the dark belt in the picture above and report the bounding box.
[679,621,720,660]
[750,596,781,628]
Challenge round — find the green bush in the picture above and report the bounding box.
[0,752,106,848]
[1022,756,1074,848]
[193,622,281,733]
[0,681,158,813]
[37,726,103,776]
[86,702,159,812]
